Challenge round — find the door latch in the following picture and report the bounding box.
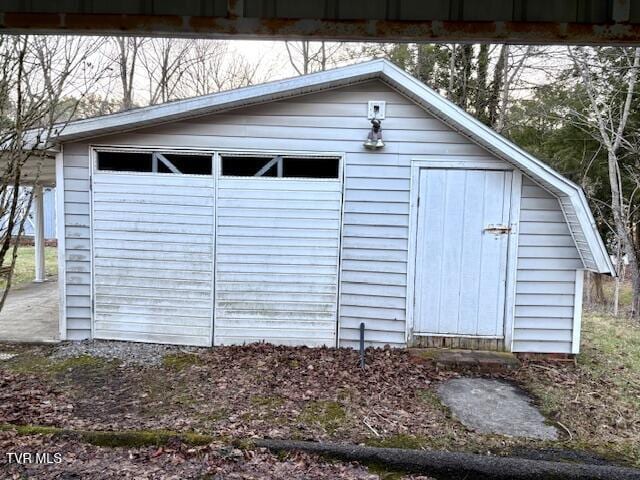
[484,224,512,235]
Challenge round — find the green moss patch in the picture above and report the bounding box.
[51,355,119,374]
[416,388,447,412]
[162,353,202,370]
[299,401,347,434]
[81,430,212,448]
[0,424,213,448]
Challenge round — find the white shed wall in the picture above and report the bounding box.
[513,178,581,353]
[59,80,583,352]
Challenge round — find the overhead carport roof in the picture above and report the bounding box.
[1,0,640,44]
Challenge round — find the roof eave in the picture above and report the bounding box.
[54,59,387,143]
[380,61,615,275]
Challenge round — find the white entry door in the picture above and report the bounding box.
[413,168,512,337]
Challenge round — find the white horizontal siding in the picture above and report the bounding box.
[339,152,412,348]
[62,152,92,339]
[513,177,579,353]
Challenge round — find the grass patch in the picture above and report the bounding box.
[250,395,285,408]
[6,353,119,377]
[299,401,347,434]
[0,246,57,290]
[515,311,640,467]
[602,281,633,309]
[50,355,119,374]
[138,373,197,416]
[5,354,51,375]
[0,424,213,448]
[416,388,448,413]
[580,314,640,401]
[162,353,202,371]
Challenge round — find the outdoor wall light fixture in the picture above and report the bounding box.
[364,101,385,150]
[363,117,385,150]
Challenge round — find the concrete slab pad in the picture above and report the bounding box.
[408,348,521,373]
[437,378,558,440]
[0,279,59,343]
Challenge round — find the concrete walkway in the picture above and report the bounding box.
[0,278,59,343]
[437,378,558,440]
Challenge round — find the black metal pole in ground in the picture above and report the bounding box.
[359,322,365,369]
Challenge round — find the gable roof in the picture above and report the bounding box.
[53,59,614,275]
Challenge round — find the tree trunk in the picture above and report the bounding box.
[586,272,606,307]
[631,267,640,317]
[608,150,640,317]
[488,45,506,128]
[448,44,456,100]
[475,44,490,123]
[460,44,473,109]
[614,243,622,316]
[496,44,510,133]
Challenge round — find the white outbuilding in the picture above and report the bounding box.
[49,59,613,354]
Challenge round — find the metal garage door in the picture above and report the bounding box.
[214,155,343,346]
[91,152,215,346]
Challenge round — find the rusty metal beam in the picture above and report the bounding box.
[2,3,640,45]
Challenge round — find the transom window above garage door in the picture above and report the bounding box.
[96,151,213,175]
[221,155,339,179]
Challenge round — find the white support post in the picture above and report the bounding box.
[55,150,67,340]
[571,269,585,354]
[33,185,45,283]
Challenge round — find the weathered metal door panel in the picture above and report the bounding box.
[414,168,512,337]
[92,173,215,346]
[214,177,342,346]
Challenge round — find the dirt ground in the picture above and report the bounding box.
[0,312,638,478]
[0,430,431,480]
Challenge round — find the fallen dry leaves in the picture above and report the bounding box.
[0,430,403,479]
[2,345,462,442]
[0,370,71,426]
[1,340,638,473]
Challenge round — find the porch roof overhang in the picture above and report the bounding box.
[0,151,57,187]
[51,59,615,275]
